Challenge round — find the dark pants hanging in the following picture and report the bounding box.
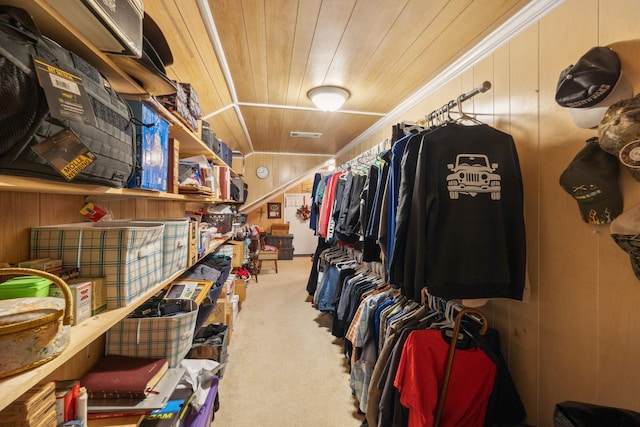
[306,237,333,296]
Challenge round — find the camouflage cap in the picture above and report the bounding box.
[598,94,640,181]
[610,203,640,281]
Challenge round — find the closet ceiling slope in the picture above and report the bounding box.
[145,0,535,157]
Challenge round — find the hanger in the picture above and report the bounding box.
[454,94,483,125]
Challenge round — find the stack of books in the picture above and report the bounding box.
[80,355,189,424]
[1,382,57,426]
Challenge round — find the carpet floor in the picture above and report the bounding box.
[213,256,364,426]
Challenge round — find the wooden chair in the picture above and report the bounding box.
[256,232,281,279]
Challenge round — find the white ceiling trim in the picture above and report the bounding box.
[197,0,255,152]
[237,102,386,116]
[334,0,565,159]
[202,103,235,120]
[245,151,333,158]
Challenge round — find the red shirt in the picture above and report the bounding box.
[394,329,496,427]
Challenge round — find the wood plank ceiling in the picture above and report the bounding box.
[145,0,533,158]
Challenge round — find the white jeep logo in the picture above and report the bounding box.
[446,154,501,200]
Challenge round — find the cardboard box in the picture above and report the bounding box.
[187,220,199,267]
[49,280,92,325]
[223,275,235,303]
[127,101,170,191]
[271,223,290,235]
[167,137,180,194]
[208,298,228,324]
[231,294,239,324]
[69,277,106,315]
[225,240,245,268]
[235,278,247,303]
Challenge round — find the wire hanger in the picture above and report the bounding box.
[454,94,484,125]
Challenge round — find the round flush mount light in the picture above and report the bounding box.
[307,86,350,111]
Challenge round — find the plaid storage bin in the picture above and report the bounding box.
[106,299,199,368]
[30,222,165,308]
[119,218,190,281]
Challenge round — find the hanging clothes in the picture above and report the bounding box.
[309,172,323,233]
[388,132,425,287]
[396,123,526,302]
[394,329,497,427]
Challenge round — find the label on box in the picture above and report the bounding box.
[49,281,92,325]
[69,277,106,315]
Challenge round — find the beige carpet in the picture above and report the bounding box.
[213,256,364,426]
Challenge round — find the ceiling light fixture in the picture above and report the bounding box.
[307,86,350,111]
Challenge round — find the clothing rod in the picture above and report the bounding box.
[458,80,492,104]
[427,80,492,119]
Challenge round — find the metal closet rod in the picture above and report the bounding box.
[427,80,492,120]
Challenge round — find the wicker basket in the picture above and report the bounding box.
[0,268,73,379]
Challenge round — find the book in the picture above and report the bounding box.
[54,379,80,424]
[87,368,186,413]
[87,409,152,420]
[80,355,169,400]
[139,387,194,427]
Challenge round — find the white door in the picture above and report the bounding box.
[283,193,316,255]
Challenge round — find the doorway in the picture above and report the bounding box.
[283,193,316,255]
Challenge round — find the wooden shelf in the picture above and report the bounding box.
[0,175,240,206]
[0,1,240,417]
[0,236,231,413]
[0,269,185,412]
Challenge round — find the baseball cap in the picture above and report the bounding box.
[559,137,622,224]
[598,94,640,181]
[555,46,633,129]
[610,203,640,281]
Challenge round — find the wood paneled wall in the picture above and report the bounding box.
[243,152,331,206]
[0,195,186,264]
[337,0,640,425]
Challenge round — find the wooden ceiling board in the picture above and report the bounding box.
[240,106,380,154]
[358,0,476,111]
[362,0,528,112]
[144,0,535,158]
[280,110,379,154]
[286,0,323,106]
[341,1,450,112]
[264,0,299,105]
[323,0,410,99]
[302,0,356,91]
[208,0,258,103]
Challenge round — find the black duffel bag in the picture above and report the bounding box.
[0,6,135,187]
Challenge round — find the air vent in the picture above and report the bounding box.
[290,131,322,138]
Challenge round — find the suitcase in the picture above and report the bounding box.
[0,6,136,188]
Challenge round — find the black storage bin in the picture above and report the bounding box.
[265,234,294,260]
[554,401,640,427]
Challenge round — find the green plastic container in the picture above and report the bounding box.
[0,276,53,299]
